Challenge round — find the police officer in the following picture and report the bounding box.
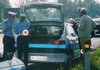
[2,11,16,60]
[14,13,29,66]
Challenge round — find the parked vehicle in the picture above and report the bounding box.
[93,18,100,37]
[0,57,26,70]
[0,43,26,70]
[20,2,80,70]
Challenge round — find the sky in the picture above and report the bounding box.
[9,0,100,8]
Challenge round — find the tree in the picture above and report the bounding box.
[58,0,100,19]
[0,0,10,21]
[58,0,71,18]
[58,0,79,19]
[18,0,32,7]
[18,0,42,7]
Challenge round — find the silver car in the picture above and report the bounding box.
[0,57,26,70]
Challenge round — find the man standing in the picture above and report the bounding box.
[2,12,16,60]
[78,8,95,70]
[78,8,95,53]
[14,14,29,67]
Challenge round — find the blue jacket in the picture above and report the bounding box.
[14,21,30,35]
[2,19,16,37]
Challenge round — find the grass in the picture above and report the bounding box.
[91,48,100,70]
[71,47,100,70]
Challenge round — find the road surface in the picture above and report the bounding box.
[91,37,100,49]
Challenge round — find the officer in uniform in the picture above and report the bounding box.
[2,11,16,60]
[14,13,29,66]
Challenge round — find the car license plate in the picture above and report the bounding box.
[30,56,47,61]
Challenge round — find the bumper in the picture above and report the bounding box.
[28,53,68,63]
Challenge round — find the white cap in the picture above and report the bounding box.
[8,11,16,16]
[20,13,26,17]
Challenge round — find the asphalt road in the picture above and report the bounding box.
[0,34,100,70]
[91,37,100,49]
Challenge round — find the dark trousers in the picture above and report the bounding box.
[17,36,29,65]
[3,35,15,60]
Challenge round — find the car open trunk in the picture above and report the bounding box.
[27,23,68,63]
[20,2,70,64]
[29,25,63,43]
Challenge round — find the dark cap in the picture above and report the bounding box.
[80,8,87,14]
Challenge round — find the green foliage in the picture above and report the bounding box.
[0,0,10,21]
[91,48,100,70]
[4,0,10,8]
[70,48,100,70]
[58,0,100,19]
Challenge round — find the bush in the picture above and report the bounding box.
[71,48,100,70]
[91,48,100,70]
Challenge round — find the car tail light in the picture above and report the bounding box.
[53,40,65,44]
[53,40,59,44]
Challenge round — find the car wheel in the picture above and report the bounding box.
[57,56,72,70]
[66,56,72,70]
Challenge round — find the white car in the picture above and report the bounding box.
[0,57,26,70]
[93,18,100,37]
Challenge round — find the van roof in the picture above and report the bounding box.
[21,2,63,8]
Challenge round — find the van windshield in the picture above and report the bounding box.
[25,7,62,22]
